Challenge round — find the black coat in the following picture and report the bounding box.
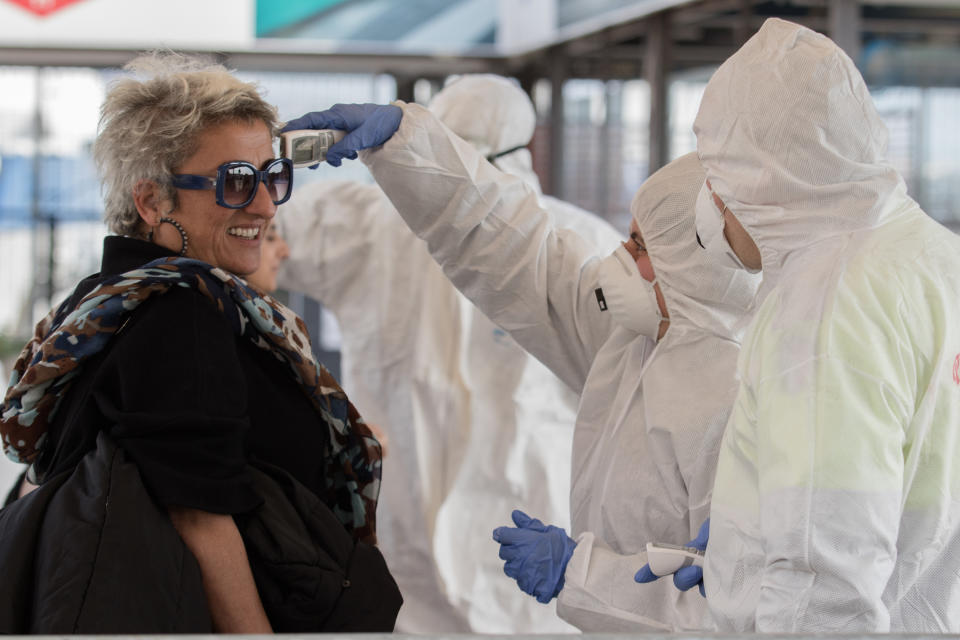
[0,433,401,633]
[37,236,334,516]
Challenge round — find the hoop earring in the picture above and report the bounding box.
[159,217,189,257]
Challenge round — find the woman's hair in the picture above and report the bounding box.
[93,51,281,236]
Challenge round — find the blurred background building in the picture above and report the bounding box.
[1,0,959,490]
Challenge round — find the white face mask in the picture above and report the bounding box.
[595,245,665,340]
[694,183,760,273]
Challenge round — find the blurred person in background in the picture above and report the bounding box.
[277,74,621,633]
[244,219,289,293]
[0,52,400,633]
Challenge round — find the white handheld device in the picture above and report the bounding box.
[279,129,346,168]
[645,542,704,577]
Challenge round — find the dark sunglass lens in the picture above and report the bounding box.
[265,161,292,203]
[223,165,256,205]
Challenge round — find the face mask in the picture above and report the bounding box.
[595,245,665,339]
[694,183,759,273]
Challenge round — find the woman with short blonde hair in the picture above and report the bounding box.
[0,52,400,633]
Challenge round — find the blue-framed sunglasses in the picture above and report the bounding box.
[170,158,293,209]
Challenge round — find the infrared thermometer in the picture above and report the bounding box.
[645,541,705,576]
[279,129,346,168]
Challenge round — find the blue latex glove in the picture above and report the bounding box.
[281,103,403,167]
[492,510,577,604]
[634,518,709,597]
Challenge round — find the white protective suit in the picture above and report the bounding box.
[360,94,759,628]
[278,75,621,633]
[696,18,960,632]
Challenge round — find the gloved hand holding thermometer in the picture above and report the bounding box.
[635,518,709,597]
[281,103,403,167]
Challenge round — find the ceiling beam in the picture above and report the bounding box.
[0,46,505,76]
[1,2,958,80]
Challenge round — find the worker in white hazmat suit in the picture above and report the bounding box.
[663,17,960,632]
[280,108,759,631]
[491,151,760,631]
[276,74,620,633]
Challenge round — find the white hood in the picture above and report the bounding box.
[694,18,909,298]
[632,152,759,342]
[428,73,542,193]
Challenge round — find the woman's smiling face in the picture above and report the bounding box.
[159,118,277,275]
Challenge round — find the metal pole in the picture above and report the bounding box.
[29,67,48,326]
[829,0,862,67]
[517,71,536,104]
[913,88,928,209]
[395,76,416,103]
[598,81,620,218]
[47,215,56,303]
[736,0,753,46]
[427,76,444,102]
[645,11,671,175]
[549,49,567,198]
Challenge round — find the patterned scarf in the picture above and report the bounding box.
[0,257,381,543]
